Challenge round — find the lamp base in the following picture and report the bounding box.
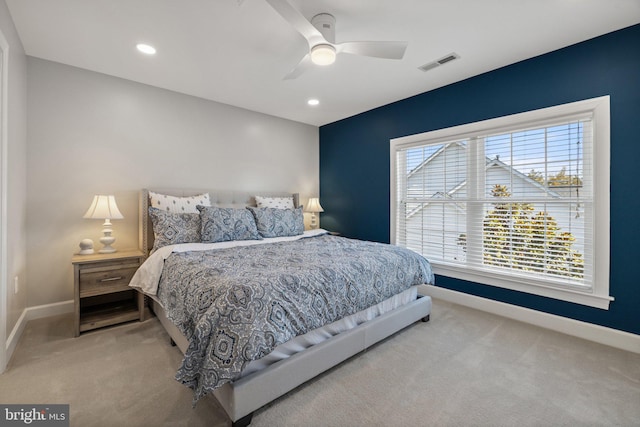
[99,227,117,254]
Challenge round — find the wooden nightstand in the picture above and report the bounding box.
[72,249,145,336]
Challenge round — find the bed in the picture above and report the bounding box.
[130,189,434,426]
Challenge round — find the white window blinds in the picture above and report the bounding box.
[391,96,612,309]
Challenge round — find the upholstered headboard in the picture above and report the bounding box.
[139,189,300,257]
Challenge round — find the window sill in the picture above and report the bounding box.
[432,263,613,310]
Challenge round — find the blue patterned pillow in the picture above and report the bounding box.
[149,207,201,251]
[248,206,304,238]
[197,206,262,243]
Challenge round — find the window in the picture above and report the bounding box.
[390,96,611,309]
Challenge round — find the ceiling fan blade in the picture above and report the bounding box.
[264,0,325,45]
[283,53,313,80]
[338,41,408,60]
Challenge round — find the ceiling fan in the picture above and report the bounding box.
[263,0,408,79]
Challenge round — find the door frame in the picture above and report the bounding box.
[0,26,10,373]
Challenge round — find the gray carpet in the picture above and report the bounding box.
[1,299,638,426]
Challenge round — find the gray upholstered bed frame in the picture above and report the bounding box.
[138,189,432,427]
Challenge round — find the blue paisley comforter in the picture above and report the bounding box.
[157,233,433,401]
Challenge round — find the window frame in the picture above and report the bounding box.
[390,96,612,309]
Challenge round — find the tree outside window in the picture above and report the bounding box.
[482,184,584,279]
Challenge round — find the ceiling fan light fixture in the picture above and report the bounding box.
[310,44,336,66]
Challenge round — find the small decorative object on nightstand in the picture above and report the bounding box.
[83,195,124,253]
[305,197,324,229]
[78,238,94,255]
[72,249,145,336]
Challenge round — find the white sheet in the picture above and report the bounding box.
[129,228,329,295]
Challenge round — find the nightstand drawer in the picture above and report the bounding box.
[79,266,139,297]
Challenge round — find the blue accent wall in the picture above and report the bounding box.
[319,24,640,335]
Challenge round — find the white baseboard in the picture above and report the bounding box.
[25,299,74,321]
[422,285,640,354]
[6,290,639,365]
[5,309,27,363]
[5,300,74,365]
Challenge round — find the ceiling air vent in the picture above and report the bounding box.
[419,53,460,72]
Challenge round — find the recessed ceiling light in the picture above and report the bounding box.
[307,99,320,106]
[136,43,156,55]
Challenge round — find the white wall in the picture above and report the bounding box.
[1,0,28,370]
[26,57,319,307]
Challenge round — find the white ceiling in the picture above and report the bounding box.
[6,0,640,126]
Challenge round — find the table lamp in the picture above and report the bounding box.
[305,197,324,229]
[83,195,124,253]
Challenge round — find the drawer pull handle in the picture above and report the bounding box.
[100,276,124,282]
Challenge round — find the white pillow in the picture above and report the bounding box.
[255,196,295,209]
[149,191,211,213]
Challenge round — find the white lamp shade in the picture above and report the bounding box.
[305,198,324,213]
[83,195,124,220]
